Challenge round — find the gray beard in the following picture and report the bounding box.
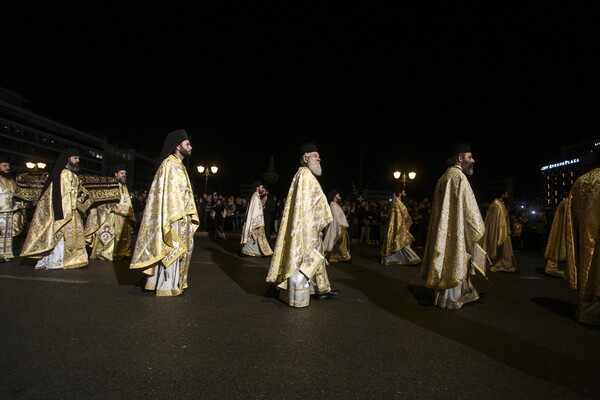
[308,162,322,177]
[117,176,126,185]
[461,162,474,176]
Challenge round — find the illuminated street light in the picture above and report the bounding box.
[197,165,218,194]
[26,162,47,171]
[393,170,416,192]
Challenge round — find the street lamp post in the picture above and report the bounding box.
[197,165,218,194]
[26,161,47,171]
[393,170,416,192]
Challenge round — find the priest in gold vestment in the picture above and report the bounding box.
[380,190,421,266]
[544,196,569,278]
[266,143,340,307]
[481,190,519,273]
[130,129,199,296]
[240,180,273,257]
[421,144,488,309]
[85,164,135,261]
[565,168,600,326]
[21,148,90,269]
[0,157,25,262]
[323,189,352,263]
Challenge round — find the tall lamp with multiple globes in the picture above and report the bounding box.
[393,170,416,192]
[197,165,218,194]
[26,161,47,171]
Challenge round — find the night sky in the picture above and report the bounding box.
[4,2,600,199]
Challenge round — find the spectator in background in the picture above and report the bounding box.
[203,193,214,235]
[224,195,236,232]
[511,215,524,253]
[212,196,227,239]
[358,201,373,244]
[131,191,147,235]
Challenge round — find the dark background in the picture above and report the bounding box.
[3,2,600,199]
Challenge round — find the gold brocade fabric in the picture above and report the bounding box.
[323,201,349,252]
[420,166,487,290]
[240,192,273,256]
[0,175,24,237]
[481,198,510,260]
[0,175,16,212]
[380,194,415,257]
[20,169,88,269]
[481,198,517,272]
[14,172,47,202]
[0,210,14,259]
[565,168,600,301]
[544,198,569,263]
[85,183,136,260]
[129,155,199,275]
[78,175,121,206]
[327,226,351,262]
[241,192,266,244]
[266,167,333,287]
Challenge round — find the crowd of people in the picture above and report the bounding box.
[1,136,598,324]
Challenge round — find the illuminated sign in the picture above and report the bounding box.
[540,158,579,171]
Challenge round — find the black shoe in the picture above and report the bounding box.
[313,289,340,300]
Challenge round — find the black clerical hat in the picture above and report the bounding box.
[453,143,472,155]
[251,180,263,191]
[160,129,189,160]
[300,142,318,154]
[327,189,338,203]
[109,163,127,176]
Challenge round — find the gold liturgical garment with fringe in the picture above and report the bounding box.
[566,168,600,301]
[420,166,488,289]
[380,194,415,257]
[266,166,332,288]
[20,169,89,269]
[129,155,199,276]
[85,183,136,260]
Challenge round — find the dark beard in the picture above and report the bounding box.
[180,148,191,159]
[67,162,80,173]
[0,171,10,178]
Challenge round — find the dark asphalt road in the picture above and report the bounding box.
[0,234,598,400]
